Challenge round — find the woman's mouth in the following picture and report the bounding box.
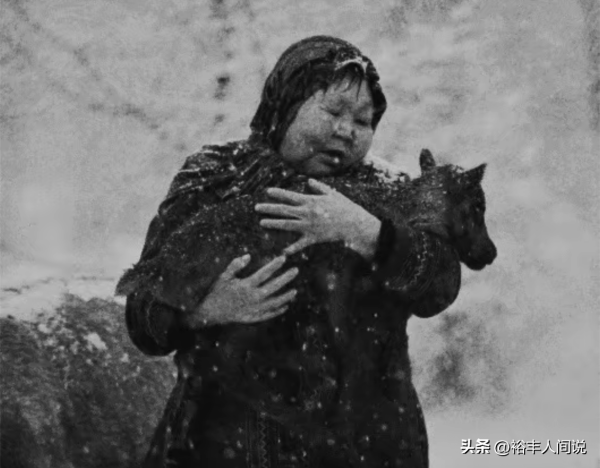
[321,150,345,167]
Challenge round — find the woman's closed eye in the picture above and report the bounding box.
[324,108,370,126]
[355,117,372,127]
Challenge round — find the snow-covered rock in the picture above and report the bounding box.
[0,294,176,468]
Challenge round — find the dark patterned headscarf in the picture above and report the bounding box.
[249,35,387,150]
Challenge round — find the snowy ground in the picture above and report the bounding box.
[2,0,598,466]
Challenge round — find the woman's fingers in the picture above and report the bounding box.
[247,255,287,286]
[260,267,299,297]
[307,178,333,194]
[265,187,308,205]
[255,203,304,218]
[220,254,251,280]
[260,289,298,311]
[269,305,289,317]
[283,237,313,256]
[259,218,304,231]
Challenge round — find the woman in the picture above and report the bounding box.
[121,36,461,467]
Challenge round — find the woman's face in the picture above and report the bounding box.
[279,75,375,176]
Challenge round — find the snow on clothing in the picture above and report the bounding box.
[119,36,462,467]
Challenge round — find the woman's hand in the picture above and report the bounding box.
[182,255,298,329]
[255,179,382,260]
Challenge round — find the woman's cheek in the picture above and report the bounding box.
[357,128,374,155]
[319,115,335,138]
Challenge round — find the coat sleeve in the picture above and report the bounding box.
[125,290,186,356]
[123,190,204,356]
[122,151,230,356]
[369,218,462,319]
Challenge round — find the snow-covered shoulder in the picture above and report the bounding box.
[363,152,411,184]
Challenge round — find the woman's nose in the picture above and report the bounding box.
[333,118,355,141]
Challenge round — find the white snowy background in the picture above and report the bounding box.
[1,0,598,466]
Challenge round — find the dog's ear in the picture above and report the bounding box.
[419,149,436,173]
[459,163,487,188]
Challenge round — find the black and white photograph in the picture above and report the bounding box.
[1,0,598,467]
